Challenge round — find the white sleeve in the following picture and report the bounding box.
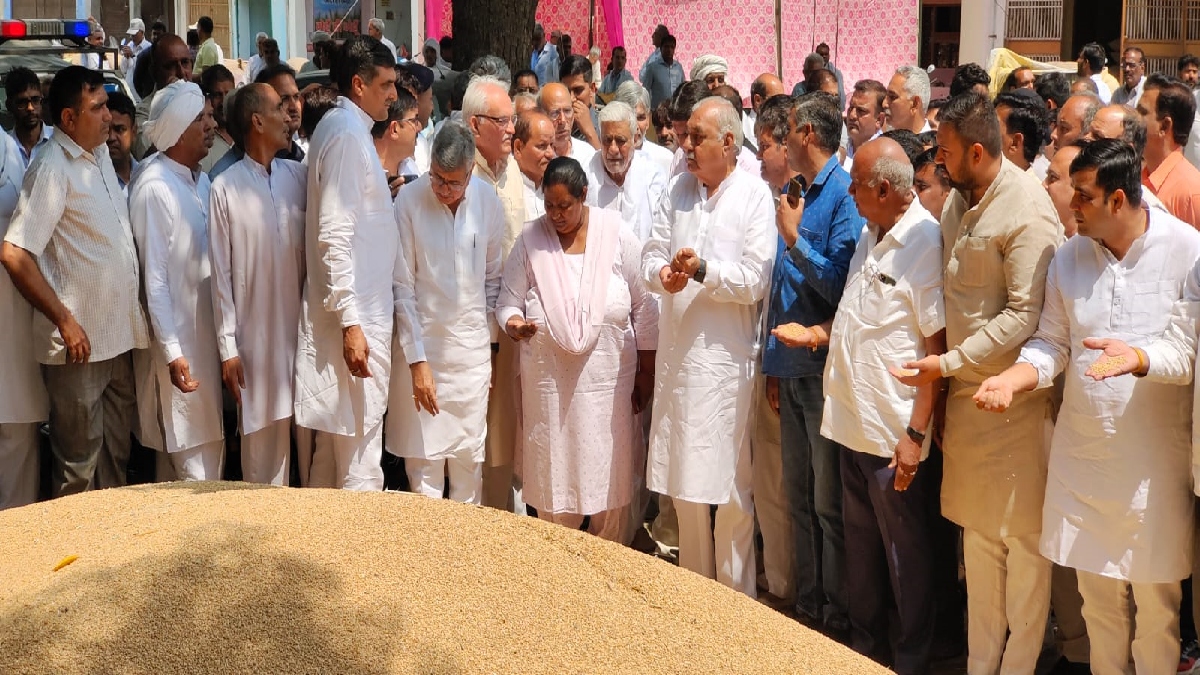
[315,130,370,328]
[700,186,777,305]
[207,179,238,361]
[641,180,675,294]
[496,235,531,331]
[391,195,425,364]
[1016,260,1069,390]
[136,184,183,363]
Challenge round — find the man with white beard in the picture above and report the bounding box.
[293,36,399,491]
[386,123,504,502]
[583,101,666,242]
[129,80,225,480]
[642,97,776,597]
[612,80,674,174]
[209,83,308,485]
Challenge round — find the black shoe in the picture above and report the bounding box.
[1051,656,1091,675]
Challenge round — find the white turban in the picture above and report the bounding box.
[142,80,205,152]
[690,54,729,82]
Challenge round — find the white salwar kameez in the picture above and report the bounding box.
[498,208,659,523]
[294,98,402,491]
[130,155,224,480]
[583,152,667,242]
[386,175,504,504]
[1019,209,1200,674]
[641,167,776,596]
[209,156,307,485]
[0,132,47,509]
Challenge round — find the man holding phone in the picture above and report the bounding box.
[767,91,862,638]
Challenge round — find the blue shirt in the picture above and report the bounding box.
[763,155,862,378]
[642,59,684,110]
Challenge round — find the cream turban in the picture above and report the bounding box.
[690,54,729,81]
[142,80,205,152]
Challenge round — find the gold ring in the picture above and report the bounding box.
[412,395,419,400]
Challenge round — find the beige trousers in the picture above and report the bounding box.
[240,419,291,486]
[0,422,40,509]
[1051,564,1091,663]
[750,379,793,601]
[1076,571,1181,675]
[539,505,631,543]
[963,528,1051,675]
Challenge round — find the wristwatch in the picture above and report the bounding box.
[693,258,707,284]
[905,426,926,444]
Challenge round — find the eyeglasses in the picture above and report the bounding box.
[475,113,517,128]
[430,171,468,191]
[546,107,574,121]
[398,116,422,128]
[13,95,42,110]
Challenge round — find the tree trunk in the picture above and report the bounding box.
[451,0,539,74]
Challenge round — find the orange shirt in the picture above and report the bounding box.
[1143,148,1200,229]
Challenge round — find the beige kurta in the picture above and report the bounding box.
[475,152,526,469]
[939,159,1063,538]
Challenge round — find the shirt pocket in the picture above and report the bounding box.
[951,235,995,288]
[855,273,907,329]
[1122,280,1178,334]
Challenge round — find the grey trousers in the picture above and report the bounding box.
[42,352,136,497]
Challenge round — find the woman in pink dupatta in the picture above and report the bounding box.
[497,157,659,542]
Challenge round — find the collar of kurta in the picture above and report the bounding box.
[872,198,934,249]
[155,152,202,187]
[473,149,509,184]
[957,157,1017,217]
[1145,148,1185,192]
[811,153,842,189]
[337,97,375,135]
[521,170,540,193]
[51,127,103,161]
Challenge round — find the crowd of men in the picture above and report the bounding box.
[7,15,1200,675]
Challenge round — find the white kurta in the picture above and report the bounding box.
[570,137,597,167]
[641,168,776,504]
[1021,209,1200,583]
[583,152,667,242]
[498,210,659,514]
[129,155,224,453]
[294,98,400,436]
[638,141,674,176]
[0,130,47,424]
[521,172,544,222]
[209,156,307,435]
[387,175,504,462]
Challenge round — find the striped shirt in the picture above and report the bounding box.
[4,128,149,364]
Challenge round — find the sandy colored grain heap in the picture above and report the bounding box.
[0,482,888,674]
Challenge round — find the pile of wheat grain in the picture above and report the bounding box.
[0,482,887,674]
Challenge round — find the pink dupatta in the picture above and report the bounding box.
[525,207,622,355]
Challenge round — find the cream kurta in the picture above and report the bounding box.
[0,131,46,424]
[498,209,659,514]
[1022,210,1200,583]
[130,155,224,453]
[387,175,504,462]
[583,152,667,242]
[641,168,776,504]
[294,98,400,437]
[209,156,307,435]
[474,152,525,469]
[939,159,1063,537]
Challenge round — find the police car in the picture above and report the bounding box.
[0,18,134,131]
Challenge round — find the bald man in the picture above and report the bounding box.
[537,82,597,165]
[786,136,944,674]
[1051,93,1100,151]
[745,73,785,151]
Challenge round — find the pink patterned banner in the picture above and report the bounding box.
[780,0,919,92]
[620,0,778,98]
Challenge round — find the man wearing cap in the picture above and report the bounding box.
[120,19,150,92]
[691,55,729,91]
[1,66,149,496]
[128,79,225,481]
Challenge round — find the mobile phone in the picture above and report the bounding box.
[786,175,807,209]
[401,174,418,184]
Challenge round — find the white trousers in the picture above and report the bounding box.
[1076,570,1181,675]
[962,528,1051,675]
[309,422,383,491]
[540,504,631,542]
[168,440,225,481]
[241,420,291,486]
[0,422,40,509]
[405,454,483,504]
[674,445,757,598]
[750,382,793,600]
